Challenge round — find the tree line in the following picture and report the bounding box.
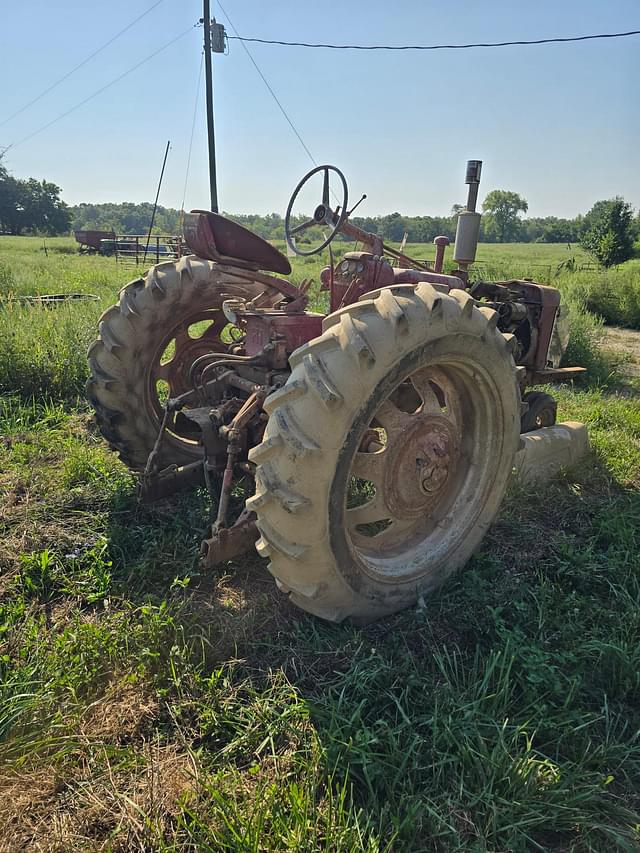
[68,196,639,268]
[223,208,587,246]
[70,202,182,236]
[1,160,637,266]
[223,196,640,267]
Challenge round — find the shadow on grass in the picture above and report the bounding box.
[93,453,640,849]
[2,402,640,849]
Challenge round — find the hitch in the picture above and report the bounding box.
[209,389,267,533]
[196,389,268,568]
[200,508,259,566]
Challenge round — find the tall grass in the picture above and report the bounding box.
[556,260,640,329]
[0,237,123,399]
[0,300,102,399]
[560,298,621,386]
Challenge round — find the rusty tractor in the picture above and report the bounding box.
[87,161,587,622]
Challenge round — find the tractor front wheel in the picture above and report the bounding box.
[248,283,521,622]
[521,391,557,432]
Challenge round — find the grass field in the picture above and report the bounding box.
[0,236,622,399]
[1,236,640,850]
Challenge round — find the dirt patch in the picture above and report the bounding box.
[79,680,159,743]
[186,556,298,661]
[0,743,196,852]
[603,326,640,379]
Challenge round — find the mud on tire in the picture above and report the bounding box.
[87,256,274,471]
[248,283,521,623]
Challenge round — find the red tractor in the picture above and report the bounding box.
[87,162,585,622]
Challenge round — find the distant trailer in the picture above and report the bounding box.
[74,230,116,254]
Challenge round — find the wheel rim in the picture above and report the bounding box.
[144,309,243,444]
[344,357,502,583]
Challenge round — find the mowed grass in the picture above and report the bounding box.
[0,235,639,850]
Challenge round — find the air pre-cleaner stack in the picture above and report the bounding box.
[453,160,482,268]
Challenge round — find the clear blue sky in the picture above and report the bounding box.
[1,0,638,218]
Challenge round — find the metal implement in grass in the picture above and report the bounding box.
[98,234,189,266]
[12,293,100,305]
[87,161,588,623]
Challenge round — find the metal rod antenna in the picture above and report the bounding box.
[203,0,219,212]
[144,139,171,263]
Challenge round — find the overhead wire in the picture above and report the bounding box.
[181,51,205,224]
[216,0,317,167]
[4,10,633,197]
[0,0,166,129]
[3,24,198,153]
[226,29,640,51]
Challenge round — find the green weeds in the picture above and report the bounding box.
[561,303,620,386]
[0,299,102,399]
[0,237,639,849]
[0,385,638,849]
[553,261,640,329]
[557,261,640,330]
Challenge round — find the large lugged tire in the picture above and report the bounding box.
[87,257,272,471]
[248,283,521,623]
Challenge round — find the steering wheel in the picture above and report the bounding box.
[285,165,349,256]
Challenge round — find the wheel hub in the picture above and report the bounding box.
[164,336,224,397]
[383,416,457,519]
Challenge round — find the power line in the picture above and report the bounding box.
[3,25,197,153]
[0,0,166,129]
[181,51,205,221]
[217,0,317,167]
[226,28,640,51]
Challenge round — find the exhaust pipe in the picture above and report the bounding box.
[453,159,483,276]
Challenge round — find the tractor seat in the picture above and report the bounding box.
[183,210,292,275]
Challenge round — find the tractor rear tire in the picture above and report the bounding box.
[87,256,274,472]
[248,283,521,623]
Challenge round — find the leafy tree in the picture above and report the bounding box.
[0,160,71,235]
[71,202,182,235]
[482,190,528,242]
[581,197,635,267]
[22,178,71,234]
[0,163,21,234]
[520,216,581,244]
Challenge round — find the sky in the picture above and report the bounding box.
[0,0,638,219]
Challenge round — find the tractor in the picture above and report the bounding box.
[87,161,586,622]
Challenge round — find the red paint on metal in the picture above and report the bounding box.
[73,230,115,252]
[183,211,291,274]
[243,312,324,357]
[501,280,561,370]
[433,235,450,273]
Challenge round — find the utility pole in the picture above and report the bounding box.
[202,2,226,213]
